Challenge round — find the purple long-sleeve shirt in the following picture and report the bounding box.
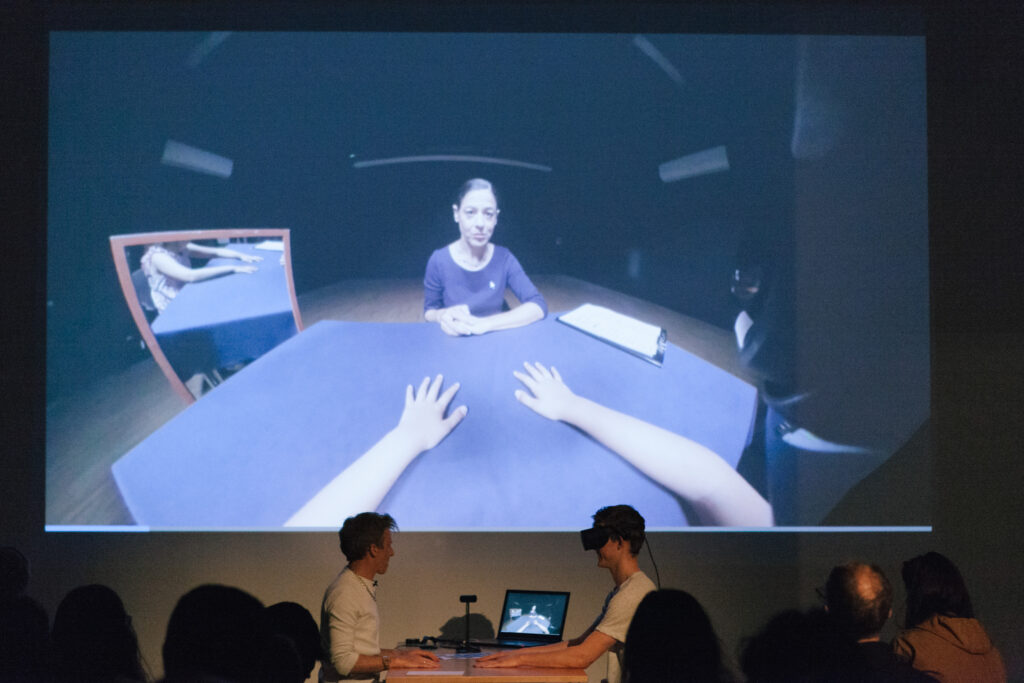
[423,245,547,317]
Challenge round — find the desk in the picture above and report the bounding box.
[112,316,756,529]
[150,242,298,377]
[388,659,587,682]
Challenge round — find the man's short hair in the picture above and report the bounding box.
[338,513,397,563]
[593,505,646,556]
[824,562,892,640]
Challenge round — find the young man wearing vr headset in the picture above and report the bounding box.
[476,505,656,683]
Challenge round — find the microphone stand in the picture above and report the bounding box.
[456,594,480,653]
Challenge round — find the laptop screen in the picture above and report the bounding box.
[498,590,571,639]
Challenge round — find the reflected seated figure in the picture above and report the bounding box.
[141,241,261,313]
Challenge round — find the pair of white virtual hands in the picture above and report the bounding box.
[286,362,773,528]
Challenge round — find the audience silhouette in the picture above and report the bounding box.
[623,588,734,683]
[0,547,48,683]
[265,601,322,682]
[894,552,1006,682]
[740,608,852,682]
[820,562,936,682]
[50,583,149,683]
[161,584,274,683]
[1,545,1009,683]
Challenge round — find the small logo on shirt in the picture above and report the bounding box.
[489,281,496,289]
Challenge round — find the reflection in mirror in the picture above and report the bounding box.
[110,229,303,403]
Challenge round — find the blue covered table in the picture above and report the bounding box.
[149,242,297,378]
[113,316,757,529]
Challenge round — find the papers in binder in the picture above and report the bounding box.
[557,304,667,366]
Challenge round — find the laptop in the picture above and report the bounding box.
[472,589,571,648]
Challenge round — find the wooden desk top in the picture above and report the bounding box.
[387,655,588,682]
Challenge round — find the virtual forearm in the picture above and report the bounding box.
[183,265,238,282]
[185,242,232,259]
[284,428,421,526]
[563,396,773,526]
[479,301,544,332]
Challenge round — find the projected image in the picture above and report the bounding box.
[46,32,929,531]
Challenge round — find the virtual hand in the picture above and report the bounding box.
[238,253,263,263]
[391,650,441,669]
[513,362,577,422]
[233,265,259,274]
[395,374,468,452]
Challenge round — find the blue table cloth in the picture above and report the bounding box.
[113,316,757,529]
[149,243,298,378]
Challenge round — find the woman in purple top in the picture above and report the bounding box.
[424,178,547,336]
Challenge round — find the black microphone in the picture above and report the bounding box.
[456,595,480,653]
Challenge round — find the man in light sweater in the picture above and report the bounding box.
[476,505,657,683]
[319,512,439,681]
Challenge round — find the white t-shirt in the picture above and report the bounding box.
[590,570,657,683]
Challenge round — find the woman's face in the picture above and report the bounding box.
[453,188,498,249]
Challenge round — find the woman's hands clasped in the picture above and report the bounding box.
[434,304,489,336]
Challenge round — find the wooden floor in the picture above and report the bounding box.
[45,275,749,526]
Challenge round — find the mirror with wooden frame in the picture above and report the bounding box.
[110,228,303,403]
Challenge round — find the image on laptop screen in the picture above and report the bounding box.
[499,590,570,638]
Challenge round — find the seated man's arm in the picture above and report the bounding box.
[324,601,438,675]
[475,630,615,670]
[324,597,370,676]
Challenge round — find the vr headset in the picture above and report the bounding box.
[581,524,647,551]
[580,525,611,551]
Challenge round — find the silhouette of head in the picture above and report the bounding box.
[265,601,322,679]
[623,589,723,683]
[162,584,270,682]
[0,547,29,601]
[901,551,975,628]
[824,562,892,640]
[51,584,146,682]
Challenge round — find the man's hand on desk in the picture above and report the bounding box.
[388,649,441,669]
[474,650,525,668]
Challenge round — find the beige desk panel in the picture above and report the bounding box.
[389,655,587,682]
